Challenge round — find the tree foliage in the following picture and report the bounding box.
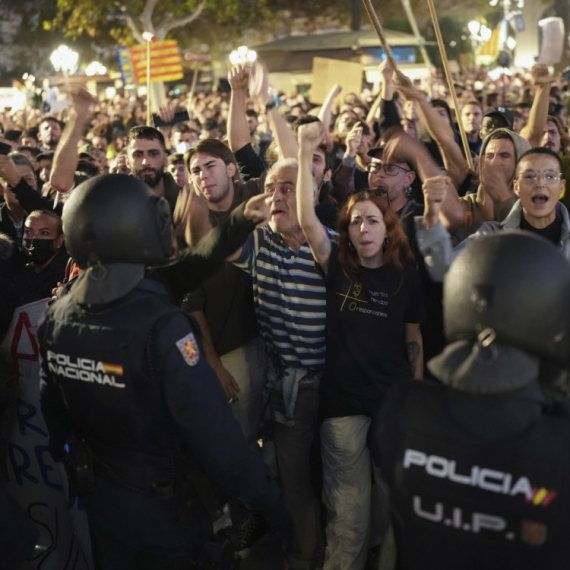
[48,0,272,44]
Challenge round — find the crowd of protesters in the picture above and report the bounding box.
[0,54,569,569]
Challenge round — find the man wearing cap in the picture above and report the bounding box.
[369,230,570,570]
[454,128,532,237]
[78,143,105,173]
[480,107,514,141]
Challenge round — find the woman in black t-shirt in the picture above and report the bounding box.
[297,122,425,570]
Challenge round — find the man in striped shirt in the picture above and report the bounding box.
[233,157,335,570]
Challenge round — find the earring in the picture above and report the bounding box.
[348,241,355,250]
[383,237,390,248]
[405,186,412,197]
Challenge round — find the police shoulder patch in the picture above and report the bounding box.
[176,332,200,366]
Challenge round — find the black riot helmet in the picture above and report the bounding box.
[444,231,570,368]
[63,174,174,268]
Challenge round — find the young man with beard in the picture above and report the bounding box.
[126,126,180,212]
[37,117,62,152]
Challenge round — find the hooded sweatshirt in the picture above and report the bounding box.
[454,129,532,242]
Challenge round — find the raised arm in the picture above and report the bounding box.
[0,155,53,213]
[252,59,299,160]
[154,101,176,148]
[382,127,465,232]
[521,64,554,147]
[297,121,331,273]
[50,89,95,193]
[164,193,270,292]
[366,90,382,124]
[227,65,252,153]
[266,106,298,159]
[318,84,342,137]
[395,75,470,189]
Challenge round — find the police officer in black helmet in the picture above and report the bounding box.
[370,231,570,570]
[39,174,290,569]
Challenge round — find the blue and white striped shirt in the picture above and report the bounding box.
[234,226,337,369]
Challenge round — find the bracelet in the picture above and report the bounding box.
[265,100,277,111]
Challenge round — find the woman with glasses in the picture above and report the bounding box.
[416,147,570,283]
[297,122,425,570]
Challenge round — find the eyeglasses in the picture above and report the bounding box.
[517,169,562,184]
[368,162,411,176]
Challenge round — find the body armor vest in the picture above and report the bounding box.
[40,287,185,475]
[377,381,570,570]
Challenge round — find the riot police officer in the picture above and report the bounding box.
[39,174,290,569]
[370,231,570,569]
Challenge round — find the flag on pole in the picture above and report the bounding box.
[129,40,184,83]
[478,25,501,58]
[115,47,136,86]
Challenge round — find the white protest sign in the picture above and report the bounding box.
[1,299,93,570]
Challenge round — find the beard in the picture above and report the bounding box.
[134,166,164,188]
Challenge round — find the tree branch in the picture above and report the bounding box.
[115,2,145,43]
[140,0,160,33]
[155,0,207,40]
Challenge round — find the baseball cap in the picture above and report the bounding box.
[483,107,514,129]
[78,144,101,163]
[367,140,386,159]
[36,150,54,162]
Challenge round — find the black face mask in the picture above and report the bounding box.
[23,238,57,265]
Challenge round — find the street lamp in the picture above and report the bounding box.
[85,61,107,76]
[229,46,257,66]
[50,45,79,90]
[468,21,481,36]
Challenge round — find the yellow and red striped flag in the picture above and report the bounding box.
[129,40,184,83]
[478,26,501,58]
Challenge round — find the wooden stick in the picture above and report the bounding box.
[361,0,405,80]
[188,62,201,105]
[425,0,473,170]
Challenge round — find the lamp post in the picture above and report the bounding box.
[50,45,79,91]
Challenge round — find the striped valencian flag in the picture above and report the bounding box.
[478,25,501,58]
[129,40,184,83]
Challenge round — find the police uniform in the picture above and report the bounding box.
[371,379,570,569]
[38,175,288,569]
[368,231,570,570]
